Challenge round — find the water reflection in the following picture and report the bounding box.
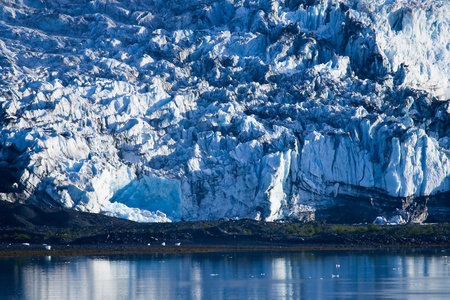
[1,249,449,300]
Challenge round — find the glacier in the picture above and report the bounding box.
[0,0,449,223]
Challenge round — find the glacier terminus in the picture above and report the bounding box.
[0,0,449,223]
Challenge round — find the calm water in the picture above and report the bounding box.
[1,249,450,300]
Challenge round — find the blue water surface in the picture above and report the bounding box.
[1,248,450,300]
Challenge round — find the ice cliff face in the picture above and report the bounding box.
[0,0,449,223]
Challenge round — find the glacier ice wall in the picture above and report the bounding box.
[0,0,449,223]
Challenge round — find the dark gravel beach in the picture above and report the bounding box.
[1,201,449,257]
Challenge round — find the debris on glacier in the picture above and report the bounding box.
[0,0,449,223]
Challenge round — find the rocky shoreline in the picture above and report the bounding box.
[1,201,449,257]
